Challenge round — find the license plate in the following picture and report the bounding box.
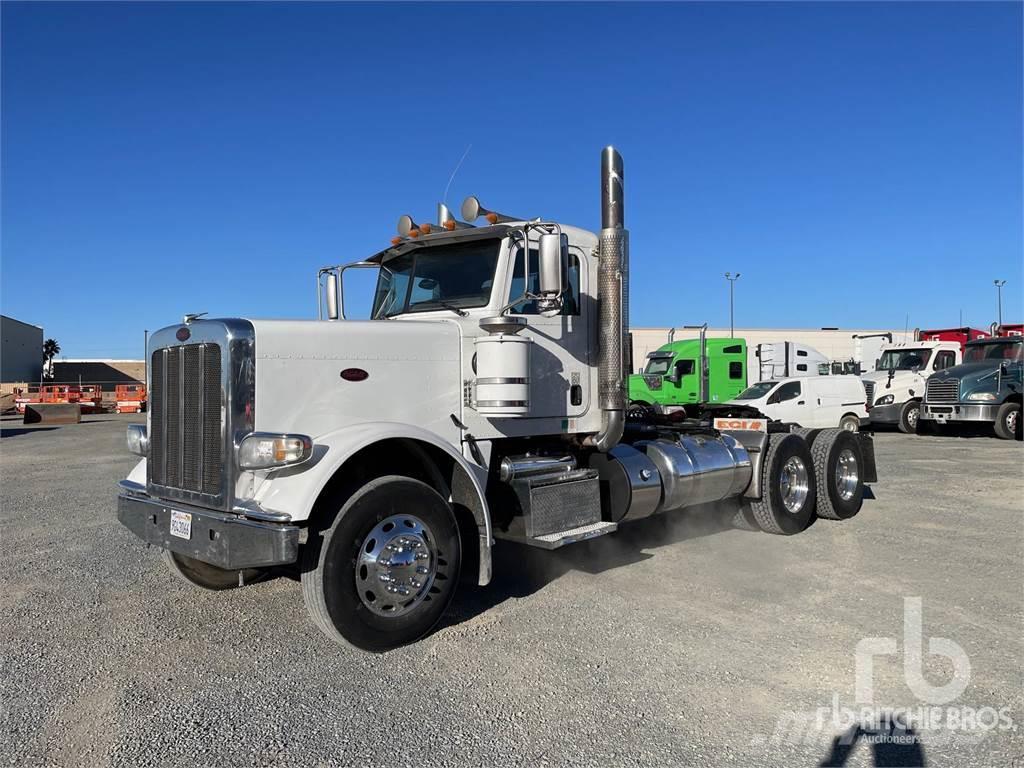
[169,510,192,540]
[714,417,768,432]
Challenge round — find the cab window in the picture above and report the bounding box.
[934,351,956,370]
[769,381,801,404]
[675,359,695,377]
[508,247,580,315]
[729,362,743,379]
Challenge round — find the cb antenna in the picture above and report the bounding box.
[443,144,472,205]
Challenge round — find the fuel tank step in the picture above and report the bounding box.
[495,520,618,550]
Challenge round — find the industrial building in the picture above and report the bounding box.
[50,359,145,386]
[0,314,43,384]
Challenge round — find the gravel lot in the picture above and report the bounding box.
[2,414,1021,767]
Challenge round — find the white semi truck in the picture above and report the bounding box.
[117,148,878,651]
[861,340,962,433]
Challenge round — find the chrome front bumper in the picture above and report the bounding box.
[920,403,999,423]
[117,483,299,570]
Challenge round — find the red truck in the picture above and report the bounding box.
[917,327,991,351]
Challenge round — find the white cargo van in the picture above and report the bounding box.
[729,376,868,431]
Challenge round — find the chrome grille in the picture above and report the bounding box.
[925,378,960,404]
[862,380,875,406]
[150,344,222,496]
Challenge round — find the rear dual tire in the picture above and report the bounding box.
[806,429,864,520]
[750,433,817,535]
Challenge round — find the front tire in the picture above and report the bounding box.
[162,550,263,591]
[301,476,461,652]
[750,433,817,535]
[807,429,864,520]
[994,402,1021,440]
[897,401,920,434]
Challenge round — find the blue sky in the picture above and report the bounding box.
[2,1,1021,359]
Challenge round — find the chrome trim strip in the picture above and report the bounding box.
[232,499,293,522]
[118,479,147,496]
[475,400,529,408]
[475,377,530,385]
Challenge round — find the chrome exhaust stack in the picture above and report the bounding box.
[587,146,629,452]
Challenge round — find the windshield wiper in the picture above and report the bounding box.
[412,301,468,317]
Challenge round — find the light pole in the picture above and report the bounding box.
[994,279,1006,329]
[724,272,741,338]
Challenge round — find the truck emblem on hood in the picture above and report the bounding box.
[340,368,369,382]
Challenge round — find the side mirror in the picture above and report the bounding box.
[667,360,687,385]
[537,233,566,308]
[325,272,340,321]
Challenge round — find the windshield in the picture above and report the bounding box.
[877,348,933,371]
[735,382,776,400]
[372,239,501,318]
[644,356,673,376]
[963,341,1023,364]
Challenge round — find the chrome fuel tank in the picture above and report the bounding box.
[640,434,752,514]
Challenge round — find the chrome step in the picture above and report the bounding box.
[496,520,618,550]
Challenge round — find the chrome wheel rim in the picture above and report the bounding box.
[907,407,919,429]
[841,418,858,432]
[779,456,810,514]
[1007,410,1019,435]
[356,514,436,617]
[835,448,859,502]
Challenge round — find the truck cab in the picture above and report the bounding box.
[920,336,1023,439]
[861,341,961,433]
[628,337,746,410]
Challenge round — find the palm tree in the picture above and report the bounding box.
[42,338,60,379]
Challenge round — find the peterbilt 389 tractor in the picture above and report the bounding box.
[117,148,878,651]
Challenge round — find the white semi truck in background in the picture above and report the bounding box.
[116,148,878,651]
[861,334,977,433]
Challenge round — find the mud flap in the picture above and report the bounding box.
[858,433,878,483]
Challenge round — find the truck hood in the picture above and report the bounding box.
[249,318,462,441]
[929,362,1003,383]
[862,369,926,384]
[930,360,1022,394]
[627,373,660,402]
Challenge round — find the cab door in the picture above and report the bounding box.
[766,380,805,424]
[669,357,697,404]
[505,240,591,418]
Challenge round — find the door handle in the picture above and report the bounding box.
[798,400,805,405]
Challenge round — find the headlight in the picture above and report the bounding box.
[126,424,149,456]
[966,392,997,401]
[237,433,313,469]
[875,394,894,406]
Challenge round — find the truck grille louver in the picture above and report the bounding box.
[862,380,875,406]
[925,378,959,404]
[150,344,223,495]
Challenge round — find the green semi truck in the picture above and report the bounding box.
[628,329,747,409]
